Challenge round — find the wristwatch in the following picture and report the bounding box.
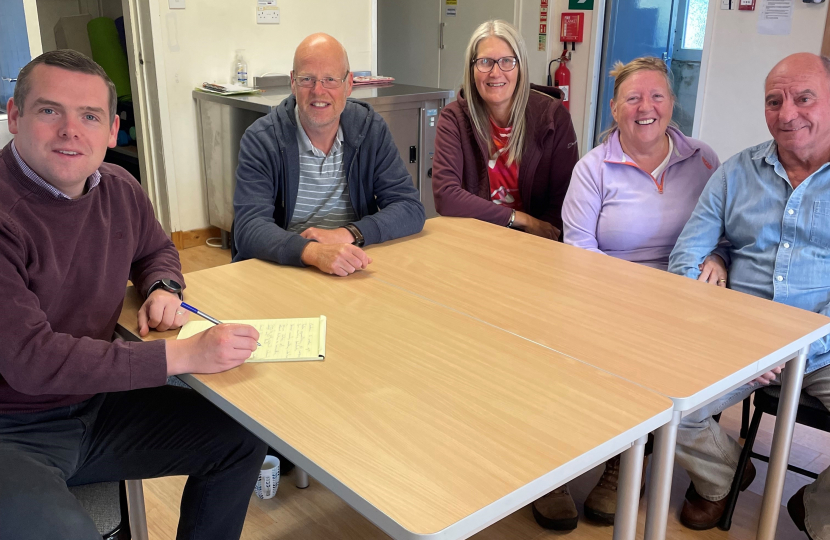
[147,278,183,299]
[343,223,365,247]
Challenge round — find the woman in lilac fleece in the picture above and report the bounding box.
[556,57,726,527]
[563,57,724,274]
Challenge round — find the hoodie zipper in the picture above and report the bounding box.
[603,160,666,194]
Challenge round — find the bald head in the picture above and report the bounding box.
[766,53,830,88]
[293,33,350,74]
[764,52,830,164]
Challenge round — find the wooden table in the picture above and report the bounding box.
[118,260,673,540]
[363,217,830,540]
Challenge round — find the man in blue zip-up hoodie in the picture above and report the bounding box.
[233,33,425,276]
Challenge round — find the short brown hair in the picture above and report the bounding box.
[13,49,118,125]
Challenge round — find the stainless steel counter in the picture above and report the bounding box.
[193,84,453,243]
[194,84,454,114]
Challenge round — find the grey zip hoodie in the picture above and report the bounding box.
[233,94,425,266]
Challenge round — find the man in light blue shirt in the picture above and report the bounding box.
[669,53,830,539]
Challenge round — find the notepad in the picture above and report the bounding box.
[177,316,326,362]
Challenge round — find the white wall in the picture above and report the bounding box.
[152,0,374,231]
[516,0,550,87]
[696,2,828,161]
[547,0,601,154]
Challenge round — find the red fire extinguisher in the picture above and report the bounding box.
[553,49,570,110]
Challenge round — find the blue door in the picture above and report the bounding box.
[0,0,32,110]
[593,0,677,146]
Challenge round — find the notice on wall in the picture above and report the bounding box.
[757,0,793,35]
[446,7,456,16]
[538,33,547,51]
[446,0,457,16]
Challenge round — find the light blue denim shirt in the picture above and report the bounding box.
[669,140,830,374]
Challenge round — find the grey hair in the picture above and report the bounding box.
[462,20,530,166]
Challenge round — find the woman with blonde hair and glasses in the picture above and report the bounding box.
[432,19,578,240]
[558,57,726,528]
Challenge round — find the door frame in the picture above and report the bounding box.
[587,0,715,150]
[691,0,716,139]
[122,0,176,234]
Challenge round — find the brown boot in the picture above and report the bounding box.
[584,454,648,525]
[532,484,578,531]
[680,459,756,530]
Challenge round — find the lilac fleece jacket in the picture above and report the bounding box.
[562,127,720,270]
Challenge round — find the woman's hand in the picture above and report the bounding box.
[698,254,728,287]
[512,211,560,240]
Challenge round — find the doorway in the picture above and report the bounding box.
[593,0,710,146]
[377,0,516,92]
[0,0,171,232]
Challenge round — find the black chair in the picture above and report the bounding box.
[68,480,131,539]
[719,385,830,530]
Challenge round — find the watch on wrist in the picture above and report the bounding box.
[147,278,183,299]
[343,223,365,247]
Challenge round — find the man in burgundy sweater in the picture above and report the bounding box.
[0,51,267,539]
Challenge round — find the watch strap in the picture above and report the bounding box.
[343,223,365,247]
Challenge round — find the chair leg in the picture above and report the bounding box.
[740,397,752,439]
[125,479,149,540]
[719,406,763,531]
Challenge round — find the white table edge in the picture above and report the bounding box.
[177,372,674,540]
[670,323,830,412]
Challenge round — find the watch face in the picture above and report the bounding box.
[162,278,182,292]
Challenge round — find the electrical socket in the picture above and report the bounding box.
[257,6,279,23]
[168,0,185,9]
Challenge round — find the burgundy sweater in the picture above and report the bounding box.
[432,85,579,232]
[0,144,181,414]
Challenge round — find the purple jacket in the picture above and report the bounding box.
[432,85,579,231]
[562,127,720,270]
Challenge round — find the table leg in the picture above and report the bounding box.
[644,410,681,540]
[613,434,648,540]
[757,345,808,540]
[295,467,310,489]
[126,479,149,540]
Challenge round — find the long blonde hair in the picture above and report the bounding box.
[462,20,530,166]
[601,57,676,142]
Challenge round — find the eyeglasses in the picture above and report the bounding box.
[472,56,518,73]
[293,74,349,89]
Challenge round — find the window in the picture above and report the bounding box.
[682,0,709,50]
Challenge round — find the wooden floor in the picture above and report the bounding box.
[141,245,826,540]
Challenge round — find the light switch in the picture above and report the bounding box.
[720,0,733,9]
[169,0,185,9]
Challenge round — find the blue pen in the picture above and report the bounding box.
[180,302,262,347]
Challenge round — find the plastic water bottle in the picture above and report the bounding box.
[235,50,248,87]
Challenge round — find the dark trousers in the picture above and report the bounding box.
[0,386,268,540]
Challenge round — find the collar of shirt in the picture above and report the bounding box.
[10,140,101,200]
[754,140,830,189]
[294,105,344,158]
